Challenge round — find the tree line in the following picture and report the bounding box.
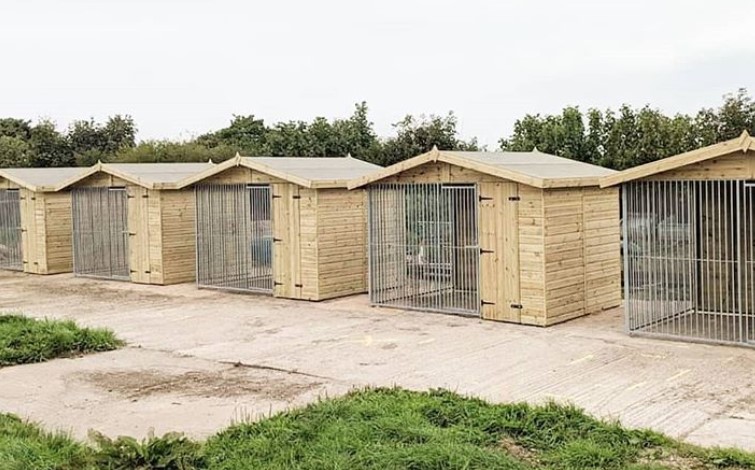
[1,90,753,170]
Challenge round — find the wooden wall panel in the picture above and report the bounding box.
[647,151,755,181]
[480,182,521,322]
[127,185,152,284]
[316,188,368,300]
[41,192,73,274]
[540,186,621,326]
[159,190,197,285]
[272,183,295,298]
[518,185,546,325]
[582,187,621,316]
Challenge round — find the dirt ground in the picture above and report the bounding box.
[1,271,755,451]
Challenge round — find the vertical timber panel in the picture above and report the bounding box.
[500,182,521,322]
[290,185,302,299]
[479,181,522,322]
[479,182,498,320]
[272,183,292,298]
[20,189,37,273]
[127,186,150,284]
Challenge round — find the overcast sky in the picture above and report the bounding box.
[2,0,754,147]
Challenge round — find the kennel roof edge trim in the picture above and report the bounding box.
[347,146,616,190]
[174,154,381,189]
[600,130,755,187]
[54,162,215,191]
[0,167,90,192]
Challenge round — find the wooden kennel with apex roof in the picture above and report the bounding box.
[349,147,621,326]
[0,167,87,274]
[56,162,213,284]
[174,155,380,301]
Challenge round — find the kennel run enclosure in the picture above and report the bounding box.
[350,147,622,325]
[0,168,87,274]
[367,183,480,315]
[58,162,213,284]
[603,131,755,347]
[175,155,380,300]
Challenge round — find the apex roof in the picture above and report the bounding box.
[0,167,90,192]
[56,162,215,190]
[175,154,381,189]
[601,130,755,187]
[348,147,616,189]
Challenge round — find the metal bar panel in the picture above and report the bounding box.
[195,184,273,294]
[367,183,480,317]
[0,189,23,271]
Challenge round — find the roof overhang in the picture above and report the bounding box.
[347,147,605,190]
[600,130,755,187]
[173,154,353,189]
[0,170,37,191]
[54,162,161,191]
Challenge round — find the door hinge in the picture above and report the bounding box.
[295,283,303,288]
[479,195,493,201]
[481,300,495,306]
[272,238,283,242]
[128,232,137,236]
[508,196,521,201]
[30,197,36,200]
[292,195,301,200]
[510,303,523,309]
[480,249,494,254]
[273,281,283,286]
[272,195,282,199]
[144,271,151,274]
[20,229,27,232]
[142,194,149,198]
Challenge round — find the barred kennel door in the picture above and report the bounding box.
[624,180,755,346]
[72,187,130,280]
[0,189,23,271]
[368,183,480,316]
[195,184,273,293]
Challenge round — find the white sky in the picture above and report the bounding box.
[1,0,754,148]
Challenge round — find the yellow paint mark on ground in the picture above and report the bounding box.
[667,369,690,382]
[417,338,436,345]
[640,353,666,359]
[363,335,373,346]
[626,381,647,391]
[570,354,594,365]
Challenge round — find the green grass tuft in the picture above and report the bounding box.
[0,413,93,470]
[0,314,123,367]
[2,387,755,469]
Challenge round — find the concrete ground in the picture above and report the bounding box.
[1,271,755,451]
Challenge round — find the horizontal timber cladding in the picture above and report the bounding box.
[363,160,621,326]
[644,150,755,181]
[40,192,74,274]
[315,188,368,300]
[541,186,621,326]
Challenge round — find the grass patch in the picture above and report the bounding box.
[2,388,755,469]
[0,314,123,366]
